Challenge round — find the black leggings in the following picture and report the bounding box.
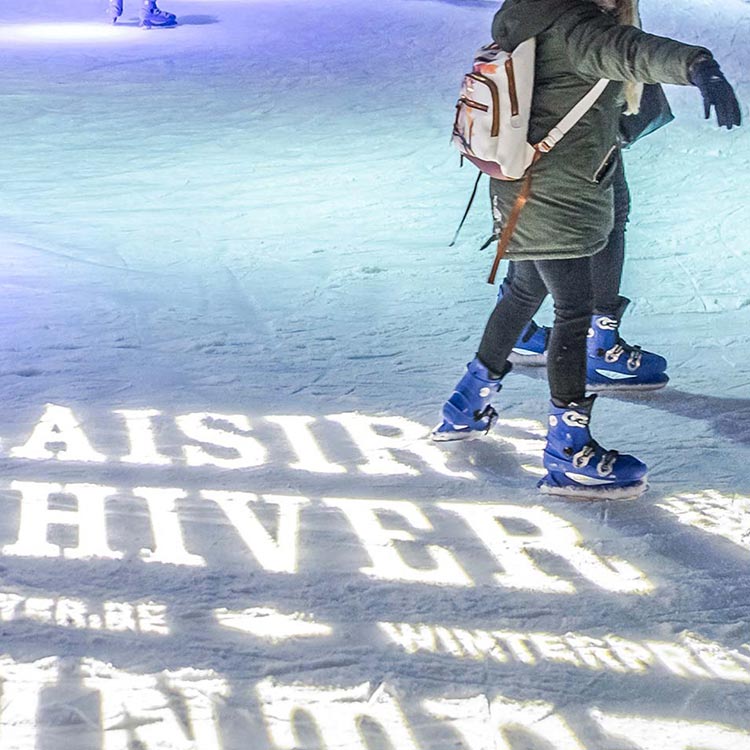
[478,255,593,404]
[477,160,631,403]
[591,157,630,315]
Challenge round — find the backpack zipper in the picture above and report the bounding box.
[504,57,520,117]
[467,73,500,137]
[459,96,489,112]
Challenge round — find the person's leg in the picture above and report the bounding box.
[478,260,548,373]
[586,159,669,391]
[534,257,592,404]
[591,158,629,315]
[432,261,547,441]
[500,263,550,365]
[533,256,647,499]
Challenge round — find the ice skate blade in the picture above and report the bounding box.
[139,17,177,27]
[508,351,548,367]
[539,478,648,501]
[430,425,488,443]
[587,379,668,393]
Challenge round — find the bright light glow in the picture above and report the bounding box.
[493,417,547,475]
[11,404,106,463]
[177,412,268,469]
[7,404,516,480]
[0,23,139,45]
[328,412,474,479]
[3,658,750,748]
[645,641,712,680]
[215,606,332,641]
[115,409,172,466]
[202,490,309,573]
[590,709,750,750]
[257,679,419,750]
[81,659,228,750]
[0,481,659,593]
[439,502,654,594]
[0,592,169,635]
[323,497,472,586]
[425,694,586,750]
[134,486,206,567]
[658,490,750,552]
[2,481,122,560]
[379,621,750,683]
[0,656,59,750]
[265,415,346,474]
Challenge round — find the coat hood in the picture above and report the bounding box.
[492,0,643,112]
[492,0,584,50]
[492,0,640,50]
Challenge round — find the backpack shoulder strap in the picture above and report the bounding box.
[537,78,610,152]
[449,170,483,247]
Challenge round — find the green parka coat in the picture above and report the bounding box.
[490,0,709,260]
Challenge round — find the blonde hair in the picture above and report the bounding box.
[593,0,643,113]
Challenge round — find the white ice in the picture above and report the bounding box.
[1,0,750,748]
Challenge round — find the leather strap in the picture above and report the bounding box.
[487,150,540,284]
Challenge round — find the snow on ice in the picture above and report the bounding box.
[1,0,750,748]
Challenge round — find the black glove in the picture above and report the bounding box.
[689,56,742,130]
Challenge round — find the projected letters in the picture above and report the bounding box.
[1,403,749,748]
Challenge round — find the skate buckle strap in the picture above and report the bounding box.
[604,341,642,370]
[605,344,624,364]
[573,444,596,469]
[562,411,590,428]
[597,450,618,477]
[626,347,642,372]
[475,405,499,433]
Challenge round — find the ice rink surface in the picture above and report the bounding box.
[1,0,750,747]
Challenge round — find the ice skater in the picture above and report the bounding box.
[108,0,177,27]
[433,0,741,499]
[503,6,676,390]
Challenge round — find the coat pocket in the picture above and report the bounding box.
[592,145,618,185]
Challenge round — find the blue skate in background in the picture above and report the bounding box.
[587,297,668,391]
[107,0,123,22]
[140,0,177,27]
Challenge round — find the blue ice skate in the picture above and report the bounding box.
[431,357,510,441]
[587,298,668,392]
[108,0,123,22]
[539,395,648,500]
[140,0,177,27]
[509,319,550,366]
